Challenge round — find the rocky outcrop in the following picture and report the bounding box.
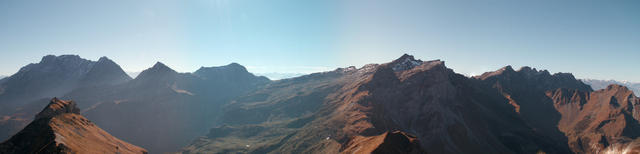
[0,98,147,154]
[34,97,80,120]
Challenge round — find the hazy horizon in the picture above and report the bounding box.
[2,0,639,82]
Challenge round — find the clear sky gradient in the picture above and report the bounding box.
[1,0,639,81]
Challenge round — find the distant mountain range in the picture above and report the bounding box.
[0,55,131,143]
[2,54,639,154]
[581,79,640,95]
[0,55,269,153]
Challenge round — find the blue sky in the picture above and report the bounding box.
[1,0,639,82]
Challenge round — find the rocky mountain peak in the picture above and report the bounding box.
[502,65,515,71]
[93,57,118,68]
[37,55,93,71]
[196,63,248,74]
[193,63,270,87]
[40,55,57,63]
[34,97,80,120]
[40,55,82,63]
[81,56,132,86]
[225,62,245,70]
[391,54,423,71]
[97,56,110,62]
[598,84,637,99]
[195,63,262,78]
[517,67,553,79]
[518,66,534,72]
[606,84,629,91]
[135,62,178,80]
[151,62,174,71]
[19,55,94,74]
[475,65,515,80]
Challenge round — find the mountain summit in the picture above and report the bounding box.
[134,62,178,81]
[390,54,423,71]
[34,97,80,120]
[80,56,131,87]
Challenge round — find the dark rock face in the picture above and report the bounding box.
[0,98,147,154]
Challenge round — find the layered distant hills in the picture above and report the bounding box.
[1,54,639,154]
